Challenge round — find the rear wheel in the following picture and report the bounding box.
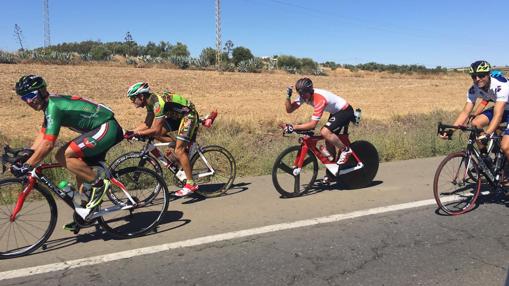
[433,151,481,215]
[337,140,379,189]
[99,167,169,238]
[0,178,57,259]
[190,145,236,198]
[272,145,318,198]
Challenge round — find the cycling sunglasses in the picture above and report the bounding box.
[471,73,489,80]
[21,90,40,102]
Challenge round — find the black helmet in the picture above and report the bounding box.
[469,60,491,74]
[15,75,47,96]
[295,77,313,94]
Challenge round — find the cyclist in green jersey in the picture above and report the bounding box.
[11,75,124,231]
[124,82,199,197]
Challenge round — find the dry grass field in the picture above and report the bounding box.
[0,63,471,177]
[0,63,469,141]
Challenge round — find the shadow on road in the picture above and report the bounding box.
[433,188,509,216]
[280,179,384,199]
[29,210,189,257]
[178,181,251,205]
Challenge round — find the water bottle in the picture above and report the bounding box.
[319,145,334,161]
[203,111,218,128]
[165,148,179,166]
[353,108,362,125]
[58,180,75,199]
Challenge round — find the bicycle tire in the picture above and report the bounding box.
[190,145,237,198]
[433,151,481,215]
[108,152,164,205]
[0,178,57,259]
[272,145,318,198]
[336,140,379,189]
[99,167,170,238]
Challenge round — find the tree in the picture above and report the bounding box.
[223,40,234,59]
[90,45,112,61]
[124,31,136,56]
[144,41,159,57]
[200,47,217,66]
[277,55,301,70]
[13,24,24,51]
[232,46,254,66]
[300,58,318,73]
[170,42,190,57]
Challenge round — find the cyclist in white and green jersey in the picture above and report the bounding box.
[12,75,124,231]
[124,82,199,197]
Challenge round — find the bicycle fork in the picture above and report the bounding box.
[10,176,36,222]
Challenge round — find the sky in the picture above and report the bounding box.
[1,0,508,68]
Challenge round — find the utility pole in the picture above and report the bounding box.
[43,0,51,47]
[14,24,24,51]
[215,0,222,72]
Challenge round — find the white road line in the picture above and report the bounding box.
[0,198,437,281]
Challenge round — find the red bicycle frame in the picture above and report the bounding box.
[10,162,127,222]
[293,133,363,176]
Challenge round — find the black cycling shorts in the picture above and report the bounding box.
[323,105,354,134]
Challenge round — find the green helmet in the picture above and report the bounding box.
[15,74,47,96]
[127,82,150,98]
[469,60,491,74]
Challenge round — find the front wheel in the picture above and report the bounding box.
[99,167,170,238]
[337,140,379,189]
[0,178,57,259]
[190,145,236,198]
[433,151,481,215]
[272,145,318,198]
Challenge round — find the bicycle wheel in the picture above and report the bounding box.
[337,140,379,189]
[108,152,164,204]
[99,167,170,238]
[272,145,318,198]
[433,151,481,215]
[0,178,57,259]
[190,145,236,198]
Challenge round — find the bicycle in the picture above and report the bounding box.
[0,145,170,259]
[433,122,508,215]
[110,112,236,198]
[272,124,379,198]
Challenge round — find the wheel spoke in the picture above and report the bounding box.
[278,162,294,175]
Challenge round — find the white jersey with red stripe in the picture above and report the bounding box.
[294,88,349,121]
[466,75,509,110]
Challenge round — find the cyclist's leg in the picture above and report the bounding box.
[474,108,497,154]
[68,119,124,208]
[471,109,491,129]
[320,106,354,151]
[174,113,199,196]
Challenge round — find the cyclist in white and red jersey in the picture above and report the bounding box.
[282,78,356,179]
[442,60,509,159]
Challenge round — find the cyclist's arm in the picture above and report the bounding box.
[26,139,54,167]
[285,98,300,113]
[30,129,44,150]
[485,101,506,134]
[294,120,319,131]
[26,103,61,166]
[133,123,149,132]
[472,100,489,117]
[453,102,474,126]
[136,117,164,137]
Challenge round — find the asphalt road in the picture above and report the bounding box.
[1,156,508,285]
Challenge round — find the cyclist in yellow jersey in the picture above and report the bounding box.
[124,82,199,196]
